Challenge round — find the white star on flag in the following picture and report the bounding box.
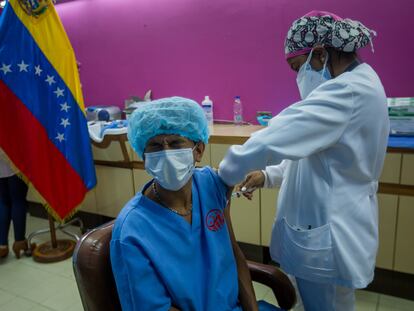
[56,133,65,142]
[60,118,71,128]
[17,60,29,72]
[34,65,43,76]
[54,87,64,98]
[45,75,56,85]
[60,102,71,112]
[0,63,12,75]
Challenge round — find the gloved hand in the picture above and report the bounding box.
[237,171,265,200]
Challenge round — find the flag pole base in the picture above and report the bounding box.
[27,216,85,263]
[32,239,76,263]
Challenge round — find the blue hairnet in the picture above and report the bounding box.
[128,97,209,158]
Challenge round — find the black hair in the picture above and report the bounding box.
[326,47,358,64]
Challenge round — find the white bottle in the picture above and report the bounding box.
[233,96,243,125]
[202,96,214,126]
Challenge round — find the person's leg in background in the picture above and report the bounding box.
[8,175,29,258]
[295,277,355,311]
[0,177,12,258]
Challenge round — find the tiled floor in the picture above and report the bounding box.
[0,215,83,311]
[1,215,414,311]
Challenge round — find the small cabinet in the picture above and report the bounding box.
[132,146,142,162]
[376,194,398,270]
[260,188,279,247]
[230,194,261,245]
[78,189,98,214]
[400,154,414,185]
[210,143,230,169]
[95,166,134,217]
[133,169,152,194]
[394,196,414,274]
[93,141,134,162]
[379,153,402,184]
[27,183,98,214]
[198,144,211,167]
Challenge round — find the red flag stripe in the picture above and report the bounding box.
[0,80,87,219]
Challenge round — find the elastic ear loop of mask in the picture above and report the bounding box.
[321,50,329,79]
[307,48,329,80]
[305,49,314,68]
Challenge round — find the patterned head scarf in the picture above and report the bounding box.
[285,11,376,59]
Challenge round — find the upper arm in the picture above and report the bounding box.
[110,239,172,311]
[208,167,234,206]
[223,203,238,250]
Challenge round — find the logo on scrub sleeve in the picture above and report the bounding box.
[206,209,225,232]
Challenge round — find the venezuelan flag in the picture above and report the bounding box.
[0,0,96,222]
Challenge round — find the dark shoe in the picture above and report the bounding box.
[12,240,29,259]
[0,246,8,258]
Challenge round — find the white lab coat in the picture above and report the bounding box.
[219,63,389,289]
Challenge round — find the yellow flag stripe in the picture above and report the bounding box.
[10,0,85,112]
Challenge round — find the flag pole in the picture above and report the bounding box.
[49,214,58,248]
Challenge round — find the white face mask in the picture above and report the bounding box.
[144,147,195,191]
[296,49,332,99]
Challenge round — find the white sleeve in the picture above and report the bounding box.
[218,81,354,186]
[263,160,289,188]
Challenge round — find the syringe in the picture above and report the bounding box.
[231,187,257,198]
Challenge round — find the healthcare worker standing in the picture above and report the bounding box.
[218,11,389,311]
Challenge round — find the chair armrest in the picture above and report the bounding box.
[247,261,296,310]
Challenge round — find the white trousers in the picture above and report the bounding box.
[289,276,355,311]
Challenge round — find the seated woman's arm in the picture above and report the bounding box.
[110,239,176,311]
[224,197,259,311]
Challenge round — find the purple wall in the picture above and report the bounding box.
[56,0,414,123]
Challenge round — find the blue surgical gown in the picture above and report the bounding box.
[110,167,280,311]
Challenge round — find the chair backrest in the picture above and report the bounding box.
[72,220,121,311]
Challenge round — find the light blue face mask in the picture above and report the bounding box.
[296,49,332,99]
[144,147,195,191]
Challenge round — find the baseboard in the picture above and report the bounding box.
[367,268,414,301]
[27,202,114,230]
[27,202,49,218]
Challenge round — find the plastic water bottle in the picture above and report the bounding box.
[233,96,243,125]
[202,96,214,126]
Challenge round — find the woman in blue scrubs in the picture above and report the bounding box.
[110,97,279,311]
